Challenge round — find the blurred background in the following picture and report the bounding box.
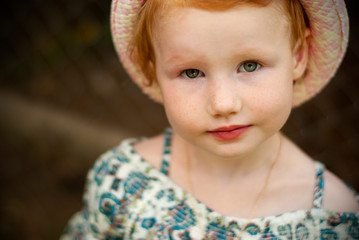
[0,0,358,239]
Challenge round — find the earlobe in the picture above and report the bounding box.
[293,28,311,81]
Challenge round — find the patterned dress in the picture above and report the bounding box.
[61,129,359,239]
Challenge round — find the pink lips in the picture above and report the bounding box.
[207,125,252,140]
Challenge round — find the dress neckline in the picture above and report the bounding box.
[158,128,327,209]
[122,129,359,223]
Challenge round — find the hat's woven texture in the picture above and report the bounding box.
[111,0,349,107]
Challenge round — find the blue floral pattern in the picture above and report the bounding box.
[61,129,359,239]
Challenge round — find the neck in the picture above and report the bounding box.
[174,132,282,181]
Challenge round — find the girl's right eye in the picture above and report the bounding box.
[180,69,204,79]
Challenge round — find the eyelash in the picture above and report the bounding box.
[180,69,204,79]
[238,61,262,73]
[179,61,262,79]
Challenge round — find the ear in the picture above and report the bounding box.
[293,28,311,81]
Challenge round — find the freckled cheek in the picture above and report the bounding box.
[161,85,202,130]
[164,101,202,134]
[249,87,292,126]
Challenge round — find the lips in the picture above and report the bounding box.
[207,125,252,140]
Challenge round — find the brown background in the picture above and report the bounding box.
[0,0,358,239]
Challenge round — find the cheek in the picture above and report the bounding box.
[161,83,201,130]
[250,80,293,127]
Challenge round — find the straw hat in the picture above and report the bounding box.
[110,0,349,107]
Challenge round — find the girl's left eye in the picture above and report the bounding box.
[181,69,204,79]
[238,61,261,72]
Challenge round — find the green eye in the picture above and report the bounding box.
[181,69,203,78]
[239,62,261,72]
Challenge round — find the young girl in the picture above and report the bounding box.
[62,0,359,239]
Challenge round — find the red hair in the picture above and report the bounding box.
[131,0,309,85]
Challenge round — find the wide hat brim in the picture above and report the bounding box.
[110,0,349,107]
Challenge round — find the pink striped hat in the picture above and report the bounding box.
[110,0,349,107]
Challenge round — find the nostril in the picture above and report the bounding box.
[213,113,221,118]
[212,110,238,119]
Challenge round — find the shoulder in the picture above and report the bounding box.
[85,134,166,205]
[71,136,166,237]
[277,136,359,213]
[86,133,165,188]
[132,133,165,171]
[322,169,359,212]
[86,138,141,186]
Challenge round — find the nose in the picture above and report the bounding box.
[207,77,241,118]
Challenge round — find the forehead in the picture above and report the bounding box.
[153,1,291,62]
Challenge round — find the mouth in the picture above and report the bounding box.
[207,125,252,140]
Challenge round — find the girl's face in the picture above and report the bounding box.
[153,1,306,158]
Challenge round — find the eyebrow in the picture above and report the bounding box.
[163,48,276,67]
[164,55,183,65]
[163,50,203,65]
